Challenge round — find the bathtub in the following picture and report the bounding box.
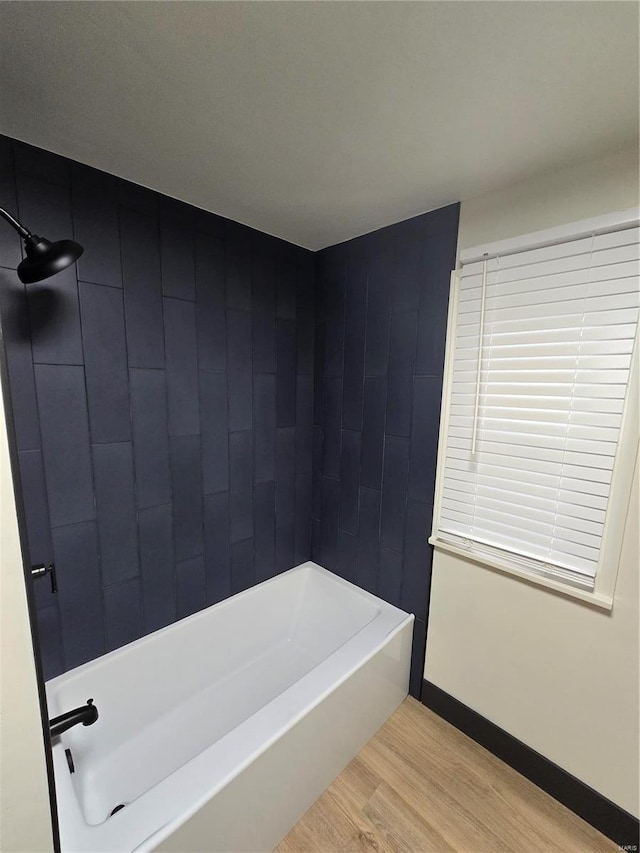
[46,562,413,852]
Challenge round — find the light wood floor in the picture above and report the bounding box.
[276,697,616,853]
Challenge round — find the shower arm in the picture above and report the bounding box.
[0,206,32,240]
[0,205,83,284]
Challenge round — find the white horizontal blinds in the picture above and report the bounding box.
[438,222,640,589]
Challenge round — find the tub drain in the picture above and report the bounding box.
[110,804,126,817]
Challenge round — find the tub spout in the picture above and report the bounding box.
[50,699,98,739]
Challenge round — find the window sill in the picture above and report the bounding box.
[428,537,614,611]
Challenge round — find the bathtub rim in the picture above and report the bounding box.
[136,616,413,852]
[46,562,387,705]
[47,562,414,853]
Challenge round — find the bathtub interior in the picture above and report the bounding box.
[48,565,382,827]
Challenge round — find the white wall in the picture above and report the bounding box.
[425,146,640,818]
[0,379,54,853]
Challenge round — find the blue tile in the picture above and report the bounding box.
[231,538,254,594]
[170,435,204,561]
[337,530,358,583]
[410,618,427,699]
[276,525,295,573]
[129,369,171,508]
[360,376,387,491]
[252,254,276,374]
[26,264,84,366]
[276,427,295,528]
[18,457,56,615]
[225,246,252,311]
[385,311,418,438]
[17,450,53,570]
[321,377,341,479]
[415,234,456,376]
[295,374,313,475]
[408,376,441,503]
[35,605,64,680]
[72,178,122,288]
[339,430,360,535]
[297,255,315,325]
[226,310,252,431]
[392,239,422,314]
[121,208,165,368]
[276,320,297,427]
[200,371,229,495]
[138,504,176,633]
[311,519,322,563]
[176,555,206,619]
[160,196,196,229]
[380,436,410,552]
[253,315,276,375]
[320,477,339,572]
[378,548,403,608]
[16,177,84,365]
[92,443,139,585]
[342,265,367,430]
[0,270,41,450]
[253,254,275,313]
[294,473,312,564]
[401,499,433,621]
[424,202,460,237]
[204,492,231,604]
[312,426,323,520]
[53,522,104,669]
[195,233,226,372]
[164,297,200,436]
[313,321,325,427]
[230,429,253,495]
[322,255,345,378]
[357,488,380,594]
[104,578,143,651]
[79,282,131,443]
[364,247,393,376]
[161,221,195,300]
[71,162,118,201]
[276,256,296,320]
[118,179,159,216]
[253,374,276,483]
[34,364,95,528]
[297,318,315,377]
[13,140,69,186]
[230,430,253,543]
[296,261,315,375]
[32,572,57,613]
[254,481,275,582]
[323,300,344,378]
[0,139,24,270]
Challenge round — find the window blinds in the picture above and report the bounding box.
[433,216,640,590]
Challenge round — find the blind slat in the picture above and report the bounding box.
[436,217,639,589]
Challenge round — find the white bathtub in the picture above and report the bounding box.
[46,562,413,852]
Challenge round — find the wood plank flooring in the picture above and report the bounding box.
[275,697,616,853]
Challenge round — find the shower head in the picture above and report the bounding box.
[17,235,84,284]
[0,205,84,284]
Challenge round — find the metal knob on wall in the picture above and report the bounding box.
[30,563,57,594]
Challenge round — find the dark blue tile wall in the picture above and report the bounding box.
[312,205,459,696]
[0,133,458,697]
[0,135,315,679]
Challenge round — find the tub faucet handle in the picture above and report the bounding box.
[30,563,57,594]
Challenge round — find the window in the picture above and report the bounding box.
[430,209,639,605]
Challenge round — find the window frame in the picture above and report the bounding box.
[429,209,640,610]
